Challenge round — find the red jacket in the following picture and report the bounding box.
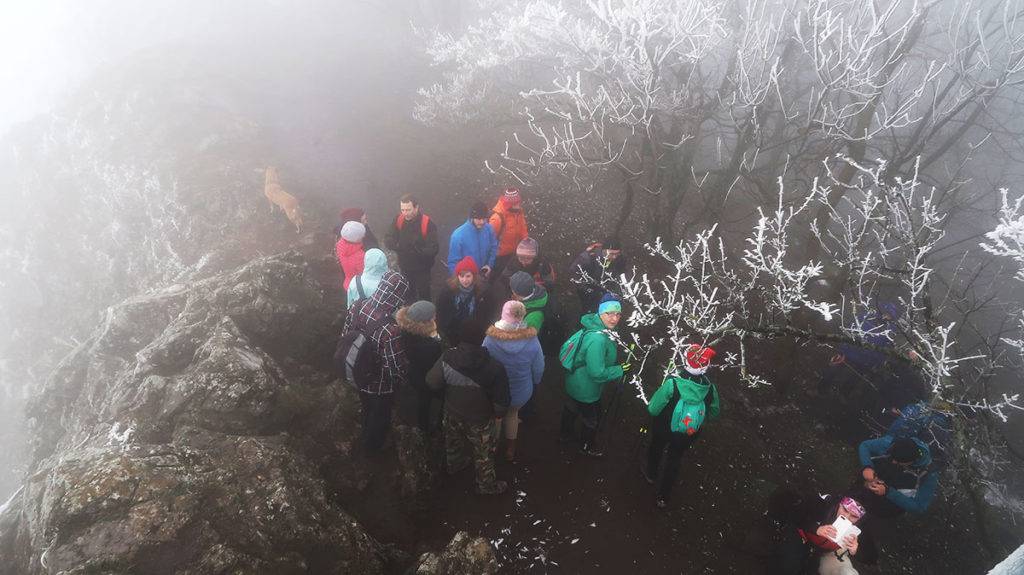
[335,238,365,291]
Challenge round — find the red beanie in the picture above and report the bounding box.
[454,256,479,277]
[340,208,365,223]
[501,187,521,207]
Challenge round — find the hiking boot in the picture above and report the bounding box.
[640,463,655,485]
[581,444,605,458]
[477,480,509,495]
[656,498,668,509]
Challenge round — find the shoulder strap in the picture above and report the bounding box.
[491,210,505,237]
[355,275,366,299]
[571,329,595,369]
[420,214,430,238]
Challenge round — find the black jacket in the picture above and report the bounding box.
[435,281,488,345]
[426,343,510,426]
[385,213,439,272]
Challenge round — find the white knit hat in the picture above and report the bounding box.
[340,221,366,243]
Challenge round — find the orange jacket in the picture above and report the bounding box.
[489,200,529,257]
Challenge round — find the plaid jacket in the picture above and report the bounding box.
[344,271,409,394]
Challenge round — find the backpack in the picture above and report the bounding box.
[559,328,595,371]
[354,275,366,300]
[669,379,707,435]
[887,402,952,463]
[334,315,391,388]
[490,210,506,238]
[395,214,431,239]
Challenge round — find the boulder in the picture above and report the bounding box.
[413,531,499,575]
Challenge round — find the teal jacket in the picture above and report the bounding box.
[564,314,623,403]
[647,373,720,420]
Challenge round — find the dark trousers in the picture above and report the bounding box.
[402,267,432,303]
[415,386,442,433]
[359,391,394,452]
[646,427,701,501]
[560,398,602,446]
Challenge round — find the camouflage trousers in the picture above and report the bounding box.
[443,411,499,493]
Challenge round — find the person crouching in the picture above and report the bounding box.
[643,344,720,508]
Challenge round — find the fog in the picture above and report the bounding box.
[1,0,1023,572]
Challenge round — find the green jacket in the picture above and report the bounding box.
[564,314,623,403]
[523,289,548,332]
[647,373,720,419]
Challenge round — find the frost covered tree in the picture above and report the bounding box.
[417,0,1024,241]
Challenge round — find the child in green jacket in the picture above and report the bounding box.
[643,344,720,508]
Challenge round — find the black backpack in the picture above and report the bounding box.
[334,315,391,388]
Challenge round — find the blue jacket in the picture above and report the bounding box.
[447,219,498,274]
[483,324,544,408]
[858,435,938,513]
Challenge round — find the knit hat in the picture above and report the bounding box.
[516,237,539,257]
[340,221,366,243]
[470,201,489,219]
[340,208,365,223]
[406,300,436,323]
[890,437,921,463]
[501,187,522,207]
[495,300,526,330]
[598,300,622,315]
[682,344,716,376]
[509,271,536,299]
[840,497,866,521]
[459,319,487,346]
[454,256,479,277]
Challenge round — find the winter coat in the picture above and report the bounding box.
[646,373,720,431]
[335,238,365,291]
[483,324,544,408]
[435,280,488,345]
[426,343,511,426]
[502,255,556,288]
[347,249,388,306]
[343,271,409,394]
[489,201,529,257]
[522,286,548,332]
[570,245,628,309]
[858,436,938,514]
[385,212,439,272]
[396,308,444,392]
[447,219,498,274]
[563,313,623,403]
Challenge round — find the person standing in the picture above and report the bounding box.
[501,237,556,288]
[342,271,409,453]
[570,237,628,315]
[386,194,439,302]
[347,248,389,307]
[426,319,512,495]
[448,201,497,278]
[559,299,628,457]
[856,435,939,517]
[643,344,720,509]
[396,300,445,433]
[336,221,366,293]
[489,187,529,276]
[436,256,488,345]
[483,301,545,462]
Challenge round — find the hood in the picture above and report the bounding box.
[669,374,711,403]
[363,249,388,279]
[366,271,408,316]
[524,285,548,309]
[396,307,436,337]
[908,437,933,469]
[486,325,537,347]
[446,343,491,372]
[491,199,521,215]
[580,313,608,331]
[336,239,363,257]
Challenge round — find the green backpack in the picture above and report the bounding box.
[669,379,707,435]
[559,329,594,371]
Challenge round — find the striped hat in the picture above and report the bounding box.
[502,187,522,206]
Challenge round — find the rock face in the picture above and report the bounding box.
[413,531,499,575]
[0,252,385,574]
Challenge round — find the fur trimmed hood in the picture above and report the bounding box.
[396,307,436,337]
[485,324,537,341]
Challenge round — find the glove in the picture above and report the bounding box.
[621,362,632,373]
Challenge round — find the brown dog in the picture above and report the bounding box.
[263,167,303,233]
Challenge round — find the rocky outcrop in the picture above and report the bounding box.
[413,531,499,575]
[0,252,384,574]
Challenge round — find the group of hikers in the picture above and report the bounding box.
[331,189,952,574]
